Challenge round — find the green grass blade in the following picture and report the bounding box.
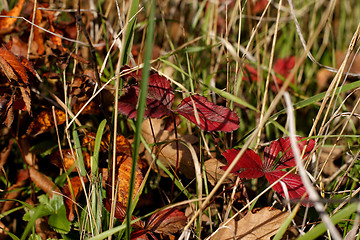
[298,202,358,240]
[270,80,360,120]
[121,0,139,65]
[126,0,155,238]
[72,129,87,176]
[92,119,107,181]
[202,82,259,112]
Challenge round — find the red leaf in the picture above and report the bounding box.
[263,137,315,171]
[145,73,174,118]
[273,56,296,86]
[243,65,258,82]
[176,95,239,132]
[250,0,269,14]
[221,149,264,179]
[147,208,187,235]
[118,87,138,119]
[265,170,308,204]
[118,69,174,119]
[103,198,145,229]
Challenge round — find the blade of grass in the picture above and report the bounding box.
[125,0,155,239]
[72,128,86,177]
[92,119,107,181]
[298,202,358,240]
[120,0,139,65]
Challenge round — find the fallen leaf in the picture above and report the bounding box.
[265,170,308,201]
[0,47,28,84]
[27,109,66,136]
[107,154,143,206]
[49,149,91,171]
[118,68,174,119]
[0,0,25,34]
[222,137,315,204]
[176,95,240,132]
[249,0,269,14]
[103,198,145,229]
[204,158,235,186]
[210,207,290,240]
[29,167,60,197]
[142,118,197,179]
[147,208,187,235]
[62,176,87,221]
[221,149,264,179]
[1,169,29,214]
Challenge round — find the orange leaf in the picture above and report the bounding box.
[26,109,66,136]
[0,0,25,34]
[49,149,91,171]
[0,47,28,84]
[62,176,88,221]
[33,8,44,55]
[107,154,143,206]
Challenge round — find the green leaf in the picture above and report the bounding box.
[48,205,71,234]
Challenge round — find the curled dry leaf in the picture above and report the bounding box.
[210,207,290,240]
[146,208,187,235]
[27,109,66,136]
[1,169,29,214]
[176,95,240,132]
[0,47,28,84]
[107,154,143,206]
[103,198,145,229]
[62,176,88,221]
[29,167,60,197]
[49,149,91,171]
[0,0,25,34]
[204,158,235,186]
[142,118,197,179]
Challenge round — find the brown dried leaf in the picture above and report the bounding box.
[72,100,100,115]
[0,47,28,84]
[107,154,143,206]
[204,158,235,186]
[49,149,90,171]
[142,118,197,179]
[1,169,29,214]
[0,54,17,81]
[147,208,187,235]
[29,167,60,197]
[19,86,31,114]
[33,8,44,55]
[62,176,88,221]
[0,0,25,34]
[210,207,290,240]
[27,109,66,136]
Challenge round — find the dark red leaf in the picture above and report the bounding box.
[118,70,174,119]
[263,137,315,171]
[103,198,145,229]
[273,56,296,86]
[243,64,259,82]
[265,170,308,205]
[118,87,138,119]
[221,149,264,179]
[145,73,174,118]
[147,208,187,235]
[250,0,269,14]
[176,95,239,132]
